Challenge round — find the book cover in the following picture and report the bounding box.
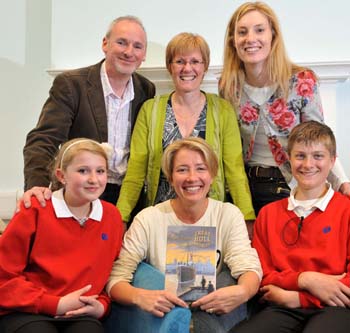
[165,225,216,302]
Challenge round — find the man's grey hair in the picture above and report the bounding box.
[105,15,147,40]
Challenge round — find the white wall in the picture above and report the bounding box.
[50,0,350,68]
[0,0,52,192]
[1,0,349,217]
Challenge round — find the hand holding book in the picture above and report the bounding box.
[191,284,250,315]
[132,288,188,318]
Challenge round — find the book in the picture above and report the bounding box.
[165,225,216,303]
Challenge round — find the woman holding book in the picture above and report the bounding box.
[107,137,262,333]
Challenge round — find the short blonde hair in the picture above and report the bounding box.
[165,32,210,73]
[161,137,218,183]
[219,1,305,105]
[51,138,108,191]
[287,121,336,157]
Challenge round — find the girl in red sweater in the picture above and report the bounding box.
[0,138,123,333]
[233,121,350,333]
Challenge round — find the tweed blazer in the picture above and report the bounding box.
[23,60,155,189]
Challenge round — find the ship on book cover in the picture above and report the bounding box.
[165,225,216,302]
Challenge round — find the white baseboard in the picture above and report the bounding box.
[0,190,23,220]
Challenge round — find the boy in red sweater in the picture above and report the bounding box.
[233,121,350,333]
[0,139,123,332]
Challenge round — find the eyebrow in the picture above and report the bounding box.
[237,23,266,29]
[293,150,327,154]
[175,162,206,167]
[116,37,145,44]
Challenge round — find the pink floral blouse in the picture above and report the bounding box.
[237,70,323,183]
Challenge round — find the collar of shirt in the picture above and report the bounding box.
[288,182,334,216]
[100,61,134,104]
[52,188,103,222]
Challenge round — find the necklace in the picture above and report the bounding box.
[77,216,89,226]
[68,203,92,225]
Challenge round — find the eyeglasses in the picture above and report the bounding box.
[172,59,204,68]
[281,216,304,246]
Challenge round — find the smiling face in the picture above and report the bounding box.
[56,151,108,207]
[290,142,335,199]
[170,50,206,93]
[234,10,273,72]
[102,19,146,77]
[170,148,213,206]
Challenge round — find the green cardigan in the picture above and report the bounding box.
[117,93,255,221]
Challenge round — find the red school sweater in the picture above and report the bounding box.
[253,192,350,308]
[0,197,123,316]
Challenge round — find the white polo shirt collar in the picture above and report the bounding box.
[52,189,103,224]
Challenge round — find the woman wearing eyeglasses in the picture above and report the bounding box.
[116,32,255,228]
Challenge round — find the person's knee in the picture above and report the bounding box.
[16,321,58,333]
[303,307,350,333]
[64,320,104,333]
[192,311,226,333]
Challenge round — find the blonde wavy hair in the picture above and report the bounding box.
[161,137,218,184]
[219,1,305,106]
